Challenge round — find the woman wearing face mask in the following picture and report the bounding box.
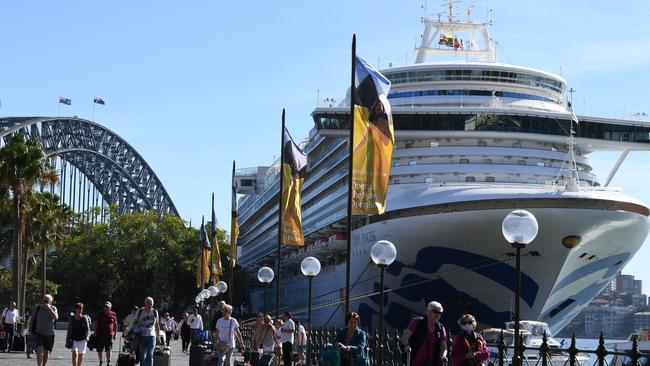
[451,315,490,366]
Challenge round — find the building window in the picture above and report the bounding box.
[536,162,545,167]
[459,158,470,164]
[409,160,417,166]
[393,179,400,184]
[478,141,487,147]
[513,142,522,148]
[393,161,400,167]
[465,176,476,182]
[425,177,433,183]
[517,160,526,165]
[482,159,493,164]
[528,178,537,184]
[430,141,439,147]
[485,176,495,182]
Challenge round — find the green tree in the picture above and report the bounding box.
[26,191,71,298]
[50,209,210,317]
[0,133,51,314]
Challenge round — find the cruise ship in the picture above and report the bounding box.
[234,5,650,334]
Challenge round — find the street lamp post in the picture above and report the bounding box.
[258,267,275,314]
[370,240,397,366]
[208,285,219,328]
[301,256,321,366]
[502,210,539,366]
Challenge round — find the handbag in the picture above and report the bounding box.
[88,334,97,350]
[65,339,73,349]
[216,319,233,353]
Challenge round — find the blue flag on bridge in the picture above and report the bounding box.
[59,96,71,105]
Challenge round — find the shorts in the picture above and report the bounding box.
[35,333,55,352]
[95,334,113,352]
[72,340,88,354]
[297,345,307,353]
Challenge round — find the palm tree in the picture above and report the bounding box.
[27,191,70,299]
[0,134,50,314]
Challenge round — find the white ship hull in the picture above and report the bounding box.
[251,185,649,334]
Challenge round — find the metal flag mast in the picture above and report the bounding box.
[344,34,356,316]
[276,108,287,318]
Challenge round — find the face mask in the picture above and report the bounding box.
[462,324,475,332]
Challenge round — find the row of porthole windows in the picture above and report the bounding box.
[398,140,568,153]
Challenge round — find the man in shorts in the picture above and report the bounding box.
[31,294,59,366]
[94,301,117,366]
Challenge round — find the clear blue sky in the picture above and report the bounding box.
[2,1,649,288]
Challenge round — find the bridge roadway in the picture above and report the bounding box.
[0,329,245,366]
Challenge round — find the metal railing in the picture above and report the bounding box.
[239,323,648,366]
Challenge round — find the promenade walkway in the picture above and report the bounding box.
[0,330,189,366]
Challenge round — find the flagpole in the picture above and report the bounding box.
[229,161,235,306]
[344,34,356,316]
[275,108,286,319]
[211,193,215,284]
[92,102,95,121]
[200,215,204,288]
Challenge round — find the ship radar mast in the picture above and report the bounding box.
[415,0,496,63]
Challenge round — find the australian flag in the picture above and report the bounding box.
[58,96,71,105]
[94,97,105,105]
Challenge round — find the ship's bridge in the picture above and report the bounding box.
[381,62,566,112]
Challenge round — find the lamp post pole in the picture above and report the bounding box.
[307,275,313,366]
[264,283,268,314]
[502,209,538,366]
[378,264,386,366]
[370,240,397,366]
[513,243,522,366]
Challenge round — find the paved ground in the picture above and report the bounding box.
[0,329,197,366]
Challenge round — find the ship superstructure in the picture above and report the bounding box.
[235,3,650,334]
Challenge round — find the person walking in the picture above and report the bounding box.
[66,303,91,366]
[160,312,177,347]
[451,315,489,366]
[122,306,138,338]
[253,315,275,354]
[279,312,295,366]
[402,301,448,366]
[295,320,307,366]
[335,312,369,366]
[1,301,19,352]
[29,294,59,366]
[251,313,265,351]
[94,301,117,366]
[214,304,244,366]
[188,307,203,346]
[176,312,191,352]
[132,297,160,366]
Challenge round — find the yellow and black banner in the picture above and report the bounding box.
[281,127,308,247]
[211,194,222,284]
[196,215,211,288]
[230,161,239,267]
[351,56,394,215]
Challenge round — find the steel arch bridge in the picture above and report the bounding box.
[0,116,178,216]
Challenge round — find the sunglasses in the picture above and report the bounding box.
[461,321,473,325]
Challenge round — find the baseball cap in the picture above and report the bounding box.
[104,301,112,308]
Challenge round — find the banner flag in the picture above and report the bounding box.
[351,56,394,215]
[196,215,211,288]
[94,97,106,105]
[59,96,72,105]
[230,161,239,267]
[211,193,222,283]
[281,127,308,247]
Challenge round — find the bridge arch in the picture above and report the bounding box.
[0,117,178,216]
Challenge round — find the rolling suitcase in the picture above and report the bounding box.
[204,353,221,366]
[0,330,7,351]
[117,353,136,366]
[259,353,275,366]
[245,350,260,366]
[12,333,25,352]
[190,344,208,366]
[153,346,171,366]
